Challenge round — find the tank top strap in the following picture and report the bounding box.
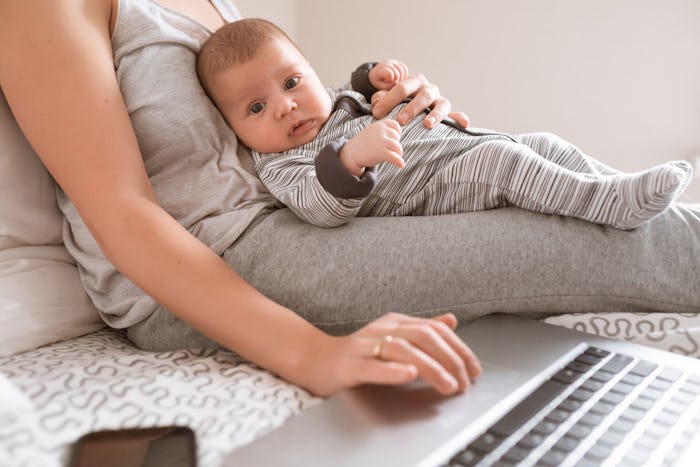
[209,0,242,23]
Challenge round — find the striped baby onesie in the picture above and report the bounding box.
[252,88,691,230]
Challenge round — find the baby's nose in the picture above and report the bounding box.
[275,98,297,118]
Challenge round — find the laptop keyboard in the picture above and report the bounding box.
[445,347,700,467]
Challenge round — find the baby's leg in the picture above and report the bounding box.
[424,140,691,229]
[517,132,621,175]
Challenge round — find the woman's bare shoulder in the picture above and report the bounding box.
[0,0,145,211]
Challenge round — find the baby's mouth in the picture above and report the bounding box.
[290,119,314,137]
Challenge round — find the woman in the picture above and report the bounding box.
[0,0,481,397]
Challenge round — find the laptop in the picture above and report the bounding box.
[221,314,700,466]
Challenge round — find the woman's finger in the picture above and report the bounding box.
[392,323,471,391]
[423,97,451,129]
[395,81,439,125]
[377,336,460,395]
[351,358,419,387]
[371,75,423,119]
[384,312,482,380]
[448,111,471,128]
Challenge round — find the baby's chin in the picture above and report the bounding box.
[242,125,322,154]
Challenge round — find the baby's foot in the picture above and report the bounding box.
[613,161,692,229]
[669,160,693,194]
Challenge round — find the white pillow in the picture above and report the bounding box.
[0,89,104,356]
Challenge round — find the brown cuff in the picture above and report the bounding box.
[314,138,376,199]
[350,62,379,103]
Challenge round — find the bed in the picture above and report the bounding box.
[1,312,700,467]
[3,15,700,467]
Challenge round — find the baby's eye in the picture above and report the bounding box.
[284,76,300,90]
[249,102,265,115]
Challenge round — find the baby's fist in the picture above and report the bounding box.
[369,60,409,91]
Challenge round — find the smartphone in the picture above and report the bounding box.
[67,426,197,467]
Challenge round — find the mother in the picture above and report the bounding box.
[1,0,698,398]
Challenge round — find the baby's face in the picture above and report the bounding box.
[209,37,332,154]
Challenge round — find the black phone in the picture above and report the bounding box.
[67,426,197,467]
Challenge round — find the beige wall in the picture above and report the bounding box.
[236,1,700,201]
[234,0,297,41]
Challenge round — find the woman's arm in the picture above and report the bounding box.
[0,0,323,386]
[0,1,479,397]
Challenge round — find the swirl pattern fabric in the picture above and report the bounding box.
[545,312,700,358]
[0,330,319,467]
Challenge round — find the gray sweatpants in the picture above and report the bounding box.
[127,203,700,351]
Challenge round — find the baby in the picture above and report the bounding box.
[197,18,691,229]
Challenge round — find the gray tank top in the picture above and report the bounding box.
[57,0,278,328]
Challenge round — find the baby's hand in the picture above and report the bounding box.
[340,120,404,176]
[368,60,409,91]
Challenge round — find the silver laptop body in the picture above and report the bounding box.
[222,314,700,466]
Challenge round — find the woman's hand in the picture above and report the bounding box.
[370,69,470,130]
[305,312,482,398]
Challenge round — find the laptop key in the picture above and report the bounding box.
[686,374,700,391]
[578,411,605,427]
[576,353,603,366]
[657,367,683,382]
[589,400,615,415]
[629,396,655,412]
[532,419,558,436]
[580,379,605,392]
[567,423,593,439]
[567,361,594,373]
[600,390,626,405]
[648,377,672,391]
[558,398,582,412]
[620,406,646,422]
[490,380,567,436]
[676,386,700,401]
[610,381,635,395]
[586,442,614,461]
[629,360,658,377]
[502,444,530,463]
[553,435,580,453]
[601,354,633,374]
[552,368,583,385]
[654,410,681,426]
[585,347,610,359]
[609,418,636,434]
[539,449,567,466]
[450,448,482,467]
[468,430,504,453]
[620,373,644,386]
[569,387,595,402]
[639,386,664,401]
[518,432,546,449]
[590,370,615,383]
[597,428,626,446]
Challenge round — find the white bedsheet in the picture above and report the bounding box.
[0,330,319,467]
[2,312,699,467]
[544,312,700,358]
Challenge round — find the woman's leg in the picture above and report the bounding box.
[128,205,700,351]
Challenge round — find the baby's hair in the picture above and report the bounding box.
[197,18,299,95]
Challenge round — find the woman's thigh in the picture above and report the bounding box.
[128,205,700,350]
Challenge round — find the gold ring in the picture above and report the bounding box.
[372,336,393,359]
